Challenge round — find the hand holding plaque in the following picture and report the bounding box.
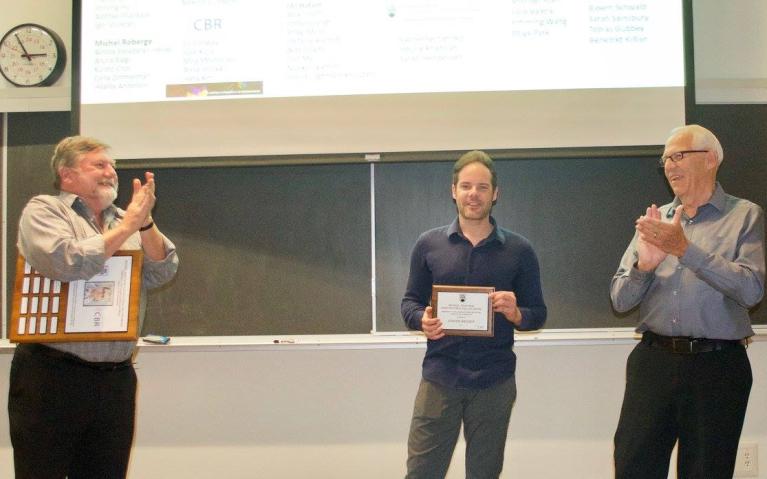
[431,285,495,337]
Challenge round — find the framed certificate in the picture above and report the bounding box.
[431,285,495,337]
[9,251,144,343]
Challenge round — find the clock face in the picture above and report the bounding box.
[0,24,66,87]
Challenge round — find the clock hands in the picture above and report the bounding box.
[14,33,49,61]
[14,33,32,61]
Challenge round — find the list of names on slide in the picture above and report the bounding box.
[81,0,683,104]
[589,1,652,44]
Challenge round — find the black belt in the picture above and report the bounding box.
[642,331,745,354]
[21,343,133,371]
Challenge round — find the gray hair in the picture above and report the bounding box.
[667,124,724,165]
[51,136,111,189]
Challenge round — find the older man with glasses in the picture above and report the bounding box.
[610,124,765,478]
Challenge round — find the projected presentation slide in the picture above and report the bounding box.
[81,0,682,103]
[78,0,685,160]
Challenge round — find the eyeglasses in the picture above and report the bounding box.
[659,150,708,167]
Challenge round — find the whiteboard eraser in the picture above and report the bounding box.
[143,334,170,345]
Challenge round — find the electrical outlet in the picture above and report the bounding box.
[734,443,758,477]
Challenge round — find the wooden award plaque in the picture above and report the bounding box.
[431,285,495,337]
[9,251,143,343]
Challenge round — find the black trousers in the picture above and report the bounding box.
[8,344,137,479]
[614,339,752,479]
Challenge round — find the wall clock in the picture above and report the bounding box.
[0,23,66,87]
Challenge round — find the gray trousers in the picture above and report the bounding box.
[405,376,517,479]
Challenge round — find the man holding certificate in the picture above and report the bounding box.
[401,150,547,478]
[8,136,179,478]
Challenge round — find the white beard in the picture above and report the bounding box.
[95,184,118,210]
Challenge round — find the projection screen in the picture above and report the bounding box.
[76,0,686,163]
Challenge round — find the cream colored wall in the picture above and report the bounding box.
[0,0,71,111]
[1,340,765,478]
[694,0,767,103]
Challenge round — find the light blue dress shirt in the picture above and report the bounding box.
[611,183,765,340]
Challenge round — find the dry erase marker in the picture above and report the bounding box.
[273,339,295,344]
[143,334,170,345]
